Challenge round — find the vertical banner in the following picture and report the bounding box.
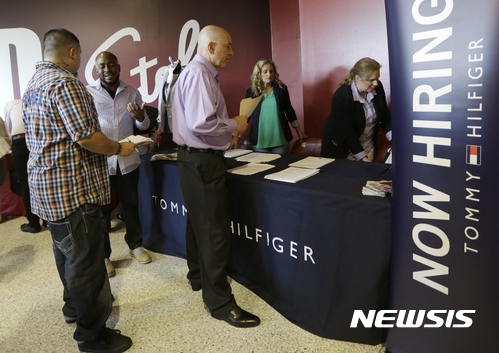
[385,0,499,352]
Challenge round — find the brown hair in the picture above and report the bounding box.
[341,57,381,86]
[250,58,283,96]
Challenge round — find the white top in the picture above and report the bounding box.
[87,79,149,176]
[4,99,25,136]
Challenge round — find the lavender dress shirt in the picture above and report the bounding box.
[171,54,236,150]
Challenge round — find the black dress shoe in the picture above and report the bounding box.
[21,223,41,233]
[64,314,77,324]
[77,328,132,353]
[214,306,260,328]
[189,280,202,292]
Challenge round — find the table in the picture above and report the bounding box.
[137,152,392,345]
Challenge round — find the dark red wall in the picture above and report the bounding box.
[270,0,390,139]
[0,0,272,117]
[2,0,389,140]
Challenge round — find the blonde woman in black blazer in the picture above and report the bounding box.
[321,57,392,161]
[240,58,305,153]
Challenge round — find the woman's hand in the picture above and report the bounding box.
[295,126,307,140]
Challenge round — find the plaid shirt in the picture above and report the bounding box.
[22,61,110,221]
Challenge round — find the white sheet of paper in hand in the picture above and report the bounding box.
[120,135,154,146]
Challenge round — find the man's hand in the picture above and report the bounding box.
[127,101,146,122]
[232,115,248,136]
[78,132,137,156]
[119,142,136,157]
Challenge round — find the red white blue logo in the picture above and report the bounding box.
[466,145,482,166]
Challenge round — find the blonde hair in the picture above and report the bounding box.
[341,57,381,86]
[250,58,283,96]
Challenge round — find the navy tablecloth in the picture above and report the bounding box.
[138,152,391,345]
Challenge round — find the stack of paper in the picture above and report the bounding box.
[228,163,275,176]
[120,135,154,146]
[235,152,281,163]
[224,149,253,159]
[362,180,392,197]
[288,156,334,169]
[264,167,320,183]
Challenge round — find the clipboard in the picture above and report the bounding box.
[239,95,263,117]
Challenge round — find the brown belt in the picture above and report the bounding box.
[11,133,25,141]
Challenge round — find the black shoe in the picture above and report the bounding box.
[21,223,41,233]
[189,280,202,292]
[77,328,132,353]
[214,306,260,328]
[64,315,77,324]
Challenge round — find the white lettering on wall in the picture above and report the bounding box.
[0,28,42,112]
[0,21,199,110]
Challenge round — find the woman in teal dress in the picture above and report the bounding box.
[242,58,305,153]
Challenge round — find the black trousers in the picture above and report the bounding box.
[177,148,236,317]
[101,167,143,257]
[11,138,40,227]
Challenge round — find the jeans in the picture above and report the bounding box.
[48,204,112,342]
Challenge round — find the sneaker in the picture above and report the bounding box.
[129,247,152,264]
[77,328,132,353]
[105,258,116,277]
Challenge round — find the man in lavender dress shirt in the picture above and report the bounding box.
[171,25,259,328]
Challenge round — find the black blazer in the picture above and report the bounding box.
[245,83,298,146]
[321,81,391,159]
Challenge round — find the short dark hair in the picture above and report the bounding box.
[43,28,80,58]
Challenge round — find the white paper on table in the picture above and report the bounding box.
[288,156,335,169]
[235,152,281,163]
[228,163,275,176]
[239,95,263,117]
[264,167,320,183]
[120,135,154,146]
[224,149,253,159]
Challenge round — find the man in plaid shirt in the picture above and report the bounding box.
[22,28,135,353]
